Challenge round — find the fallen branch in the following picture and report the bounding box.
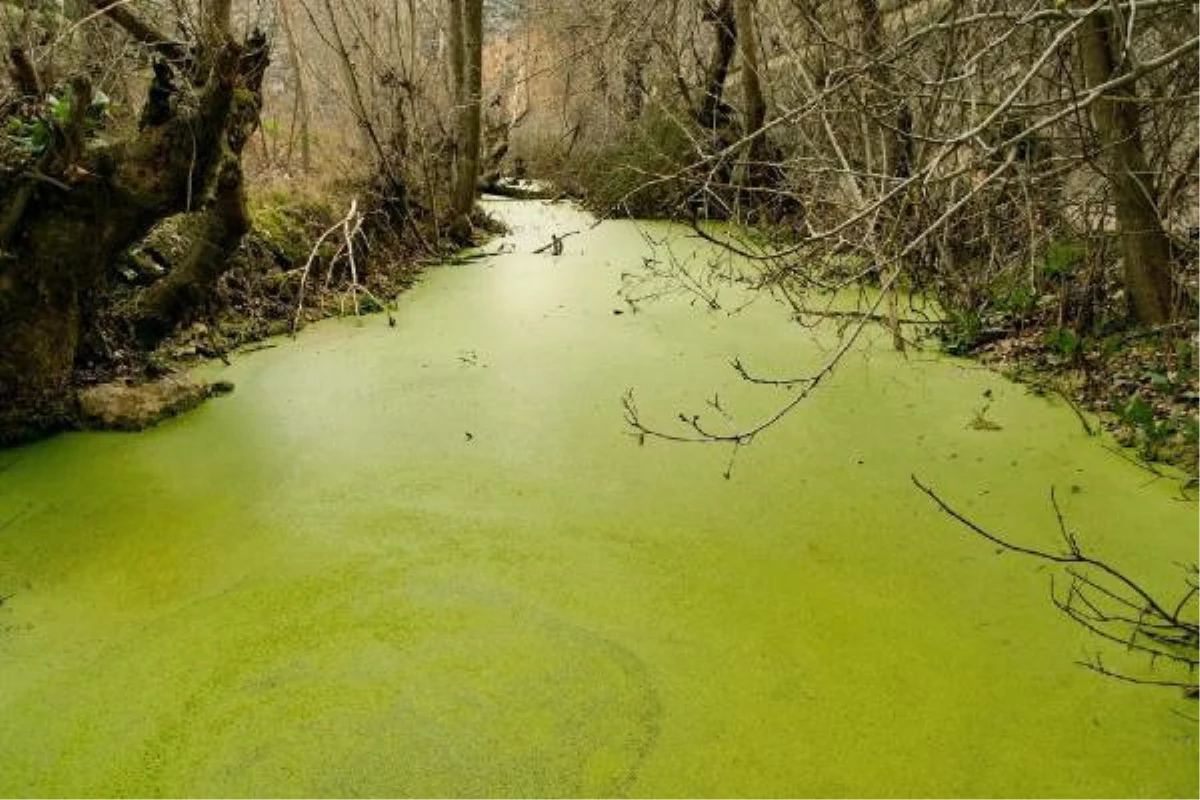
[341,205,363,316]
[1051,385,1096,437]
[533,230,580,254]
[292,198,358,335]
[479,179,556,200]
[912,474,1198,693]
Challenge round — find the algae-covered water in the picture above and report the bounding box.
[0,200,1195,797]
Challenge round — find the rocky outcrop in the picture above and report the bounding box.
[77,375,234,431]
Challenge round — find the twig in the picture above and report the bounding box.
[1051,385,1095,437]
[1100,442,1165,480]
[292,198,358,335]
[532,230,580,254]
[343,206,361,316]
[912,474,1198,691]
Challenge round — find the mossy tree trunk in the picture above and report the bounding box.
[0,5,268,441]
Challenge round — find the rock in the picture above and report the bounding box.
[125,249,167,283]
[77,374,225,431]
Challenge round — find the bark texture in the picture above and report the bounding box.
[697,0,737,131]
[450,0,483,236]
[734,0,765,145]
[0,10,269,442]
[1077,8,1175,324]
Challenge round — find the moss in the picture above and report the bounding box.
[248,195,338,266]
[232,86,258,110]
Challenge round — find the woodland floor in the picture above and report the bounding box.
[976,324,1198,479]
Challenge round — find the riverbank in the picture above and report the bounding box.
[974,324,1198,479]
[0,187,513,445]
[5,191,1193,487]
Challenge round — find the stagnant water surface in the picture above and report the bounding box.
[0,200,1195,796]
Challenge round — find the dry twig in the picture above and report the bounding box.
[912,474,1198,694]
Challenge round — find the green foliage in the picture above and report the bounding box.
[939,308,983,355]
[1114,393,1188,462]
[1173,339,1195,374]
[250,193,339,265]
[356,294,384,314]
[1097,332,1123,356]
[3,85,110,155]
[1184,417,1199,446]
[1146,370,1172,392]
[994,284,1037,316]
[5,115,52,154]
[968,404,1003,431]
[1120,395,1155,429]
[1044,326,1082,361]
[1040,240,1086,281]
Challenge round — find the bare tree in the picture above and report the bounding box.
[278,0,313,172]
[1075,2,1176,324]
[595,0,1196,455]
[449,0,483,237]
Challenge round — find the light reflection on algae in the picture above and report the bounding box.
[0,199,1194,797]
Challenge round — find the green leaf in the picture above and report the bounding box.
[1122,396,1154,429]
[49,92,71,125]
[1146,371,1171,391]
[25,121,52,154]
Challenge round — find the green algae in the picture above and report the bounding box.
[0,199,1195,797]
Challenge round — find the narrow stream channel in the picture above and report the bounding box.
[0,199,1194,796]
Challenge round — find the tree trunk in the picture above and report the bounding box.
[856,0,899,177]
[322,0,377,160]
[732,0,770,195]
[856,0,909,351]
[697,0,737,130]
[279,0,312,172]
[450,0,483,235]
[132,156,253,346]
[734,0,764,144]
[447,0,465,101]
[0,14,268,441]
[132,36,268,347]
[623,38,650,121]
[1077,7,1174,324]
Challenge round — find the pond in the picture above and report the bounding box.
[0,199,1194,796]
